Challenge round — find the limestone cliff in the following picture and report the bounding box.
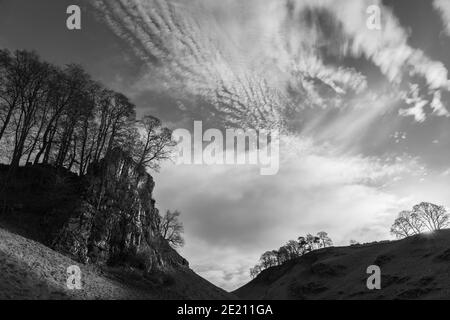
[1,149,188,272]
[0,152,234,299]
[52,148,188,271]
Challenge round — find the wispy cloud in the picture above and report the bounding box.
[90,0,450,127]
[87,0,450,290]
[90,0,288,129]
[291,0,450,121]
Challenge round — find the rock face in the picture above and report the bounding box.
[0,152,235,300]
[52,148,188,271]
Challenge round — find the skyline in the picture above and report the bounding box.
[1,0,450,291]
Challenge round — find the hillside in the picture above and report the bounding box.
[0,226,233,299]
[235,230,450,300]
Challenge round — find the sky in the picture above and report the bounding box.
[1,0,450,291]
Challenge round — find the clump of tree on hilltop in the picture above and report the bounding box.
[0,49,175,174]
[250,231,333,278]
[391,202,449,239]
[0,49,185,247]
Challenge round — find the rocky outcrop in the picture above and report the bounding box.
[0,152,235,300]
[52,148,188,271]
[0,149,187,273]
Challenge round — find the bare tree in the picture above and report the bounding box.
[284,240,303,259]
[316,231,333,248]
[390,210,422,238]
[0,49,179,179]
[297,236,308,253]
[305,234,320,251]
[414,202,449,232]
[250,232,333,276]
[133,115,175,171]
[273,248,286,265]
[391,203,449,239]
[249,265,261,279]
[0,49,17,144]
[158,210,185,248]
[102,92,136,157]
[6,51,50,169]
[259,251,277,269]
[34,64,91,165]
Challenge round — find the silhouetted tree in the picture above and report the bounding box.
[305,234,320,251]
[391,202,449,239]
[158,210,185,248]
[133,115,175,171]
[284,240,303,259]
[259,251,277,269]
[0,49,17,144]
[317,231,333,248]
[7,51,50,169]
[249,265,261,279]
[274,248,287,265]
[390,210,422,238]
[0,49,173,176]
[414,202,449,232]
[250,232,333,278]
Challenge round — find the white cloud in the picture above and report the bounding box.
[87,0,450,291]
[339,0,449,90]
[91,0,450,126]
[297,0,450,121]
[153,135,425,290]
[399,84,428,122]
[434,0,450,36]
[430,90,450,117]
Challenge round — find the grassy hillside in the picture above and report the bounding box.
[235,230,450,300]
[0,226,233,300]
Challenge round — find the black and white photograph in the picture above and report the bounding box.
[0,0,450,311]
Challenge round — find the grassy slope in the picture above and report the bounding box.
[235,230,450,300]
[0,227,233,300]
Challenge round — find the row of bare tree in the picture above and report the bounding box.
[390,202,449,238]
[0,49,174,174]
[250,232,333,278]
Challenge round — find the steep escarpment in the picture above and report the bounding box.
[1,148,185,271]
[0,149,232,299]
[52,148,188,271]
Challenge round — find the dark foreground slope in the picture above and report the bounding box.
[235,231,450,300]
[0,226,231,299]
